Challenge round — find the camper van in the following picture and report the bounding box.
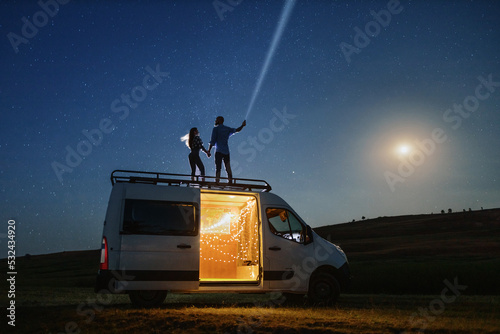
[95,170,350,307]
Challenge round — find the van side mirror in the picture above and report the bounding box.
[304,225,313,245]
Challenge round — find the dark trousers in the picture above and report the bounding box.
[189,152,205,178]
[215,152,232,182]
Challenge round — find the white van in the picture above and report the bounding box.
[95,170,350,307]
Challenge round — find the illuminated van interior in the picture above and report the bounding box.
[200,193,260,282]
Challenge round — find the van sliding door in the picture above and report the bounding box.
[118,184,200,291]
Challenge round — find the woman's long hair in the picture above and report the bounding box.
[180,128,197,149]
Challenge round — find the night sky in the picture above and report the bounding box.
[1,0,499,256]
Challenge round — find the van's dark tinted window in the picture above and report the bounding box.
[123,199,198,236]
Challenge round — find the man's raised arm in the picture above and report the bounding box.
[235,120,246,133]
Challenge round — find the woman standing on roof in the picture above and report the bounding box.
[181,127,211,181]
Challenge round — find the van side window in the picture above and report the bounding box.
[122,199,198,236]
[266,208,306,243]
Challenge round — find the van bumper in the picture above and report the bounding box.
[338,262,352,292]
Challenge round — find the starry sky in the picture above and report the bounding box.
[1,0,499,256]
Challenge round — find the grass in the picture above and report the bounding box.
[4,252,500,296]
[3,209,500,332]
[314,208,500,295]
[8,250,100,288]
[8,288,500,333]
[348,257,500,294]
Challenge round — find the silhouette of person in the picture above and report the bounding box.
[181,127,210,181]
[208,116,246,183]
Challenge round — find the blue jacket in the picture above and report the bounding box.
[210,125,236,155]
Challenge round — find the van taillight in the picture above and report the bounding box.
[100,237,108,270]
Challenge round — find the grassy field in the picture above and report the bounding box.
[5,288,499,333]
[316,208,500,295]
[348,257,500,295]
[2,209,500,333]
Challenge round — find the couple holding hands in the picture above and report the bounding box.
[182,116,246,183]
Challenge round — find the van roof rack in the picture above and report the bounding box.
[110,170,272,192]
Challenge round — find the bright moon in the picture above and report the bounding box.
[398,145,411,155]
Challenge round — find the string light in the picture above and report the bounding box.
[200,198,259,266]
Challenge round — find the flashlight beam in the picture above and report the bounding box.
[245,0,296,120]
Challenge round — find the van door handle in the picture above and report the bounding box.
[269,246,281,251]
[177,244,191,249]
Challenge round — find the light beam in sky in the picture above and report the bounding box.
[245,0,296,120]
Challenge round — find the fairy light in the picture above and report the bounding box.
[200,199,259,265]
[200,212,234,234]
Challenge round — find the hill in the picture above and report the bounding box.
[2,209,499,295]
[314,208,500,260]
[5,249,100,289]
[313,208,500,294]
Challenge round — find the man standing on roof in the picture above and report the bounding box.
[208,116,246,183]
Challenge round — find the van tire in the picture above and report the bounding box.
[308,273,340,306]
[129,290,167,308]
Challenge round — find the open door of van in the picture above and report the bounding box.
[199,192,261,284]
[117,184,200,291]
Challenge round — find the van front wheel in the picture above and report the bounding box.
[129,290,167,308]
[308,273,340,306]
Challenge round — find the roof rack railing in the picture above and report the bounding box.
[110,170,272,192]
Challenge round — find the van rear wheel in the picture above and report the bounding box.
[308,273,340,306]
[129,290,167,308]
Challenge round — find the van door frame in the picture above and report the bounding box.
[199,191,262,286]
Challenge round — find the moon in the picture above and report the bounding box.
[397,144,411,155]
